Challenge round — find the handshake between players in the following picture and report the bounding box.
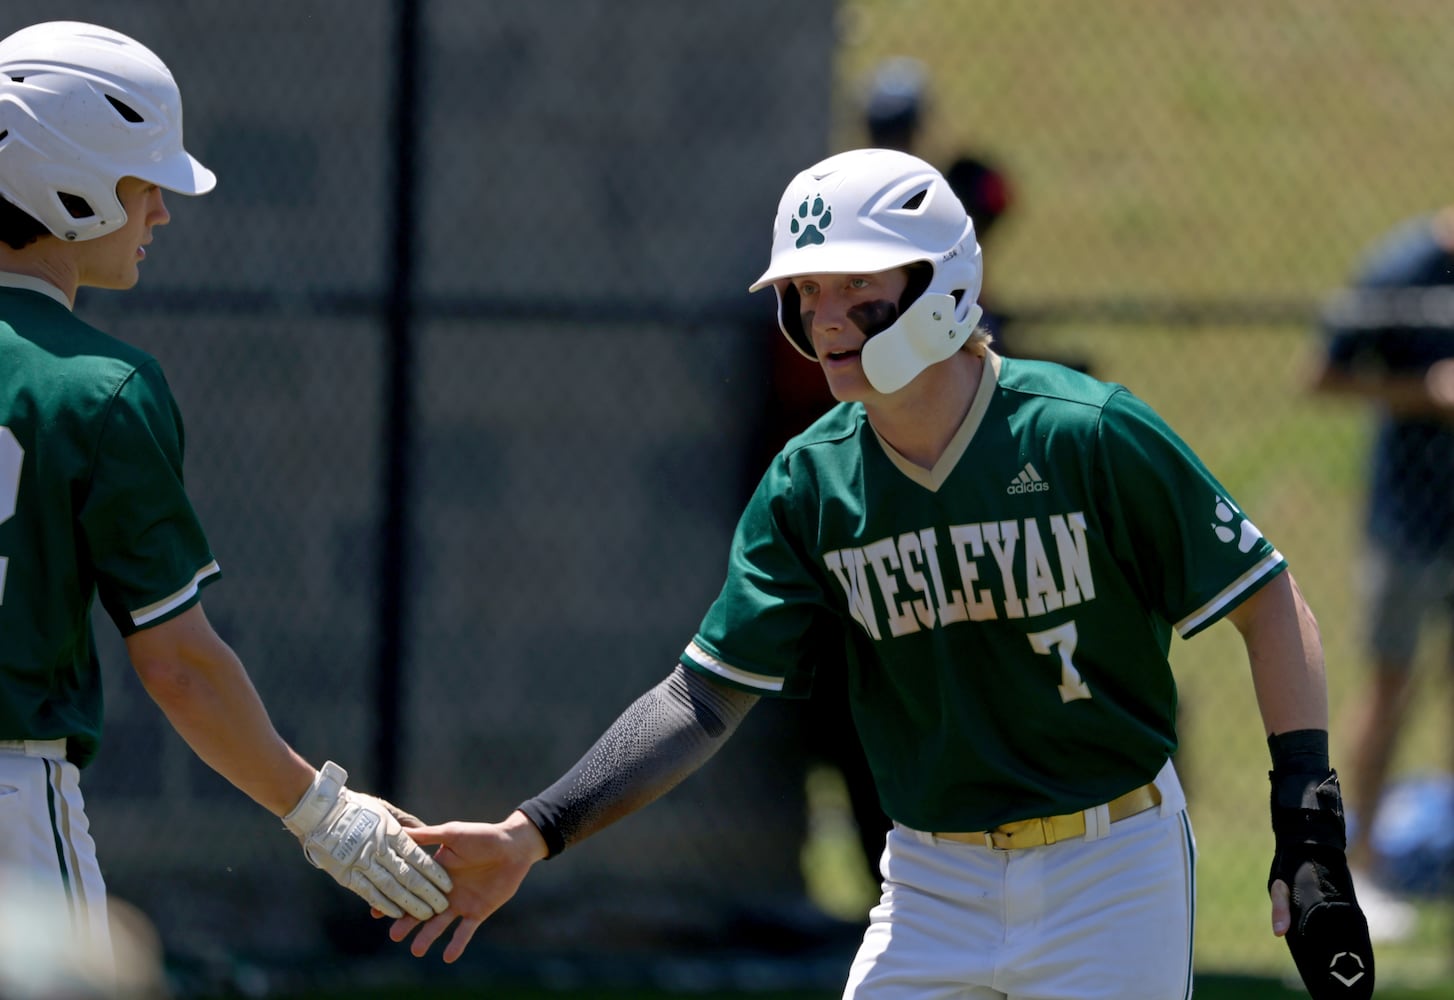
[282,761,453,922]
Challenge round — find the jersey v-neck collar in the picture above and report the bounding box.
[0,271,72,310]
[871,350,1002,493]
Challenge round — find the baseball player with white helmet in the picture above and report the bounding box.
[0,20,451,970]
[390,149,1372,998]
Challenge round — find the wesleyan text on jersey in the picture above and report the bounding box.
[824,513,1094,639]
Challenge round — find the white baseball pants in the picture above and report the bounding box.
[844,764,1196,1000]
[0,740,113,979]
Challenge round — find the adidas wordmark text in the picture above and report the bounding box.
[1007,462,1051,495]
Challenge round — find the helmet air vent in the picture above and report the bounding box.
[899,189,927,211]
[105,94,144,123]
[58,192,96,220]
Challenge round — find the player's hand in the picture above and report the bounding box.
[283,761,454,921]
[389,810,549,963]
[1267,768,1374,999]
[378,798,426,829]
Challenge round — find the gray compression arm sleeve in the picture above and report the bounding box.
[516,664,759,857]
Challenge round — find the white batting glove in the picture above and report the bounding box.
[282,761,453,920]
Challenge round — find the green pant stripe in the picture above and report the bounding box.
[43,759,78,933]
[1181,811,1198,1000]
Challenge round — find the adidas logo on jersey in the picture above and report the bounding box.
[1007,462,1050,495]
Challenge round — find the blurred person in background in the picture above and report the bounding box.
[859,60,1094,386]
[861,57,1017,348]
[0,20,451,979]
[393,149,1372,1000]
[1306,205,1454,942]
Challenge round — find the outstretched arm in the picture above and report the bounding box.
[390,663,760,962]
[1306,350,1454,418]
[125,602,316,813]
[126,602,452,921]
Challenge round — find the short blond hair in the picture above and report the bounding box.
[966,325,993,358]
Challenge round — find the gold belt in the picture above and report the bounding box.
[935,783,1162,850]
[0,738,67,760]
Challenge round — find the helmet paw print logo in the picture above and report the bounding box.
[790,195,832,248]
[1211,495,1264,554]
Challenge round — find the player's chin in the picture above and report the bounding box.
[821,359,872,401]
[92,270,143,292]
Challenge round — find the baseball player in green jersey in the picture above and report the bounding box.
[0,20,451,974]
[388,149,1372,998]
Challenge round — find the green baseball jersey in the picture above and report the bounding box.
[683,353,1284,832]
[0,279,219,767]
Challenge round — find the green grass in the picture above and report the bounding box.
[837,1,1454,305]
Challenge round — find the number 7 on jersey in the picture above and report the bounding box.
[1027,621,1093,702]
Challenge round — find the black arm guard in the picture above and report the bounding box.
[1267,732,1374,999]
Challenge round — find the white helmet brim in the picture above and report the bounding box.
[141,149,216,197]
[748,239,923,293]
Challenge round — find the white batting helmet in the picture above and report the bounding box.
[750,148,983,393]
[0,21,215,242]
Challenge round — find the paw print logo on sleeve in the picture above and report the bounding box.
[1211,495,1264,554]
[790,195,832,248]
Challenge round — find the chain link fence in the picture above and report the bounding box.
[3,0,1452,993]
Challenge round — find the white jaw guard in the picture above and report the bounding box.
[860,292,984,393]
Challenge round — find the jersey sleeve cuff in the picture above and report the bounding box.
[681,640,786,694]
[128,560,221,631]
[1175,552,1286,639]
